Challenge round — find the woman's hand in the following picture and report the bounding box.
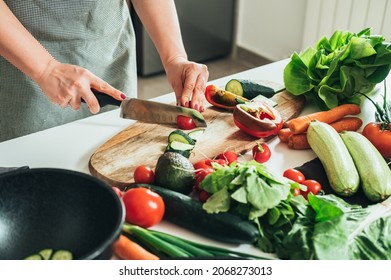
[165,56,209,112]
[36,60,126,113]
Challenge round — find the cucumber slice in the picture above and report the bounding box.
[187,128,205,141]
[39,249,53,260]
[168,129,196,145]
[225,79,276,99]
[169,141,195,151]
[24,254,43,260]
[51,250,73,260]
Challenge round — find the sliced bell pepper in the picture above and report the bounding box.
[205,85,249,110]
[233,101,283,138]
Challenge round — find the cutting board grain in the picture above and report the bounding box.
[89,90,305,189]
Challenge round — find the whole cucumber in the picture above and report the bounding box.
[307,121,360,196]
[340,131,391,202]
[125,183,260,244]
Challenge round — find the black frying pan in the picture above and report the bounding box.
[0,168,124,260]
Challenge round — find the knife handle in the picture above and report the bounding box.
[82,90,122,107]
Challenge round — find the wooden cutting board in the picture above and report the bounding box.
[89,90,305,189]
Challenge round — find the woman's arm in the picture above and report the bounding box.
[131,0,209,111]
[0,0,124,113]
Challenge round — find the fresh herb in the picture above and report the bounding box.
[283,27,391,110]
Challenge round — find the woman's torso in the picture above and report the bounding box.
[0,0,137,142]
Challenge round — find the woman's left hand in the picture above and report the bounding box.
[165,57,209,112]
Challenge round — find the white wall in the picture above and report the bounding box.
[235,0,307,61]
[236,0,391,61]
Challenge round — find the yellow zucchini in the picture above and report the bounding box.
[340,131,391,202]
[307,120,360,196]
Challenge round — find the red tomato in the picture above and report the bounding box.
[176,115,196,130]
[111,186,123,198]
[217,151,238,164]
[133,165,155,184]
[122,187,165,228]
[283,168,306,183]
[301,179,322,199]
[252,142,271,163]
[193,160,214,191]
[362,122,391,158]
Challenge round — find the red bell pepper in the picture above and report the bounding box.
[233,101,283,138]
[205,85,248,110]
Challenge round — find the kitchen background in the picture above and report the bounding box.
[134,0,391,100]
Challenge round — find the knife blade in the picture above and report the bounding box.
[89,91,207,127]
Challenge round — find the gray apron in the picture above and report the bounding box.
[0,0,137,142]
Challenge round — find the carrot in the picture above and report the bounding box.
[286,104,361,134]
[277,128,293,143]
[287,117,363,150]
[114,234,159,260]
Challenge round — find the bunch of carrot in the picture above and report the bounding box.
[114,223,270,260]
[278,104,363,150]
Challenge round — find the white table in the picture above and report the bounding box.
[0,59,387,259]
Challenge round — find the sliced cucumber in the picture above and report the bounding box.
[39,249,53,260]
[168,129,196,145]
[51,250,73,260]
[225,79,276,99]
[165,141,195,158]
[24,254,43,260]
[187,128,205,141]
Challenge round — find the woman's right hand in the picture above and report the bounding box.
[36,60,126,113]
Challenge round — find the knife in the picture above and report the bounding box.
[88,91,207,127]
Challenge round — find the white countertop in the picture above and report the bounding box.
[0,58,387,258]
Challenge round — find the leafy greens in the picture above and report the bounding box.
[283,27,391,110]
[200,160,391,259]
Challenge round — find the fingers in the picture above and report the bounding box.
[179,63,209,112]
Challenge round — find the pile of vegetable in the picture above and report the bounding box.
[278,103,363,149]
[284,27,391,110]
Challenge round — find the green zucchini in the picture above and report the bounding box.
[307,121,360,196]
[340,131,391,202]
[225,79,276,99]
[125,183,260,244]
[168,129,196,145]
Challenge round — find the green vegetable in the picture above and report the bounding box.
[225,79,277,99]
[24,249,73,260]
[165,141,194,158]
[125,183,259,244]
[122,223,271,260]
[283,28,391,110]
[199,160,301,253]
[279,194,391,260]
[168,129,195,145]
[187,128,205,141]
[154,152,196,194]
[307,120,360,196]
[340,130,391,202]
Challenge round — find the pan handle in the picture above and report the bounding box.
[81,90,122,107]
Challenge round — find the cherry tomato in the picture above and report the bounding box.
[301,179,322,199]
[133,165,155,184]
[193,160,214,191]
[283,168,306,183]
[217,151,238,164]
[122,187,165,228]
[362,122,391,158]
[177,115,196,130]
[252,142,271,163]
[111,186,123,198]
